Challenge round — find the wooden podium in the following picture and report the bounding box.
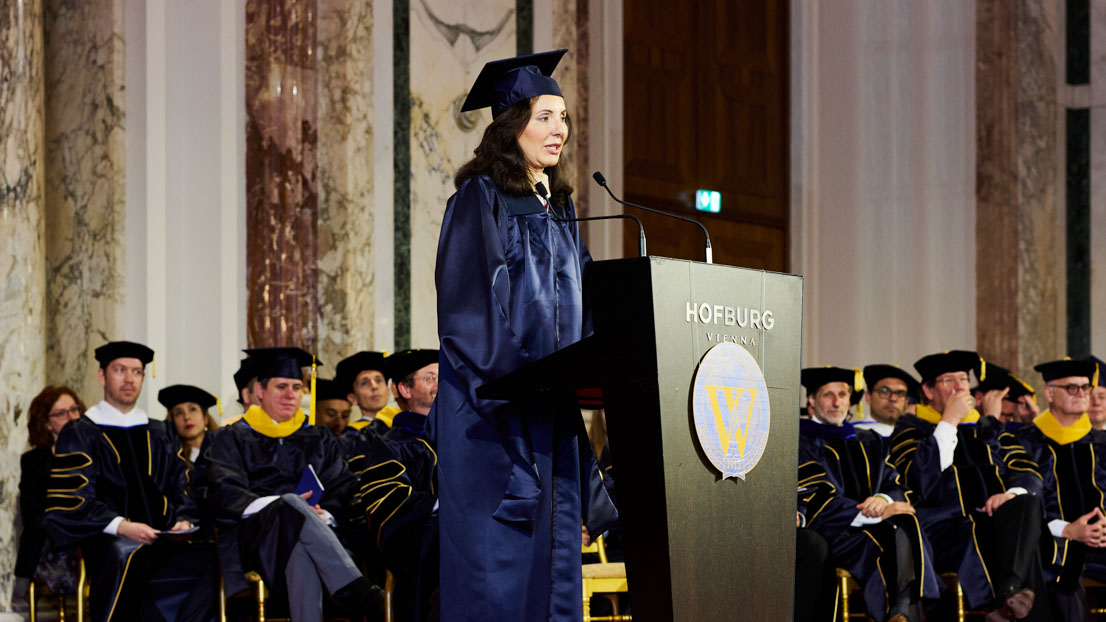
[480,257,803,621]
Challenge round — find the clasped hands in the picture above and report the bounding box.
[1063,507,1106,548]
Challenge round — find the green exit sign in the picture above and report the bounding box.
[696,189,720,213]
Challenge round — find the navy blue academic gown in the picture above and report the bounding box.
[430,175,617,622]
[889,412,1044,609]
[798,420,939,620]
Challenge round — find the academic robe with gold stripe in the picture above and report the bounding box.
[799,420,939,621]
[889,409,1045,610]
[1013,412,1106,585]
[43,414,206,622]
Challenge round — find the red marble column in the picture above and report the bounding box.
[245,0,318,349]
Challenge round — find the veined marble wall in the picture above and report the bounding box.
[245,0,319,350]
[0,0,45,606]
[1087,1,1106,356]
[317,0,377,367]
[552,0,589,218]
[407,0,517,348]
[43,0,126,406]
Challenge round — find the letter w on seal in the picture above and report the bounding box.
[705,385,758,457]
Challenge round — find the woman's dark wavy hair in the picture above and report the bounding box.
[27,386,86,449]
[455,96,574,208]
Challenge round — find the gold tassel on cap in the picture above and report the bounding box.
[152,355,157,379]
[854,367,865,420]
[1094,364,1100,389]
[215,396,224,417]
[309,355,317,426]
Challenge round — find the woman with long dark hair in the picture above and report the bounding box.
[430,50,616,622]
[14,386,85,604]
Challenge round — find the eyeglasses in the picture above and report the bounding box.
[934,374,970,387]
[48,406,81,419]
[1048,383,1093,396]
[873,387,908,400]
[416,373,438,384]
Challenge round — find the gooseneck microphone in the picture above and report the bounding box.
[535,182,647,257]
[592,171,713,264]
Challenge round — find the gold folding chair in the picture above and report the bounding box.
[835,568,872,621]
[582,534,630,622]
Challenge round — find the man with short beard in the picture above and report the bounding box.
[336,351,399,434]
[384,349,439,444]
[855,365,920,437]
[797,367,938,622]
[889,350,1048,621]
[207,347,383,622]
[1011,358,1106,620]
[44,341,215,622]
[314,378,353,436]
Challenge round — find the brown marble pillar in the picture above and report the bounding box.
[552,0,590,218]
[245,0,319,350]
[0,0,45,603]
[976,0,1064,385]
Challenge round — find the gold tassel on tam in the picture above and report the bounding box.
[853,367,865,420]
[215,396,224,417]
[309,356,318,426]
[152,354,157,379]
[978,357,986,382]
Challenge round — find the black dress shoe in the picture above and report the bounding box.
[332,576,386,622]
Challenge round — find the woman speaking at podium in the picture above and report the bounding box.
[429,50,616,621]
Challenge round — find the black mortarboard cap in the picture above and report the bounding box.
[1034,357,1096,383]
[385,349,439,382]
[460,49,568,118]
[913,350,981,383]
[314,378,349,403]
[158,384,217,411]
[973,363,1035,400]
[94,341,154,368]
[863,364,921,397]
[801,366,864,405]
[335,351,389,393]
[233,358,257,391]
[242,347,319,380]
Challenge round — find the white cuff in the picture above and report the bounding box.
[850,510,883,527]
[103,516,124,535]
[243,495,279,518]
[319,509,337,527]
[933,421,959,471]
[1007,487,1027,496]
[1049,519,1070,539]
[873,493,894,504]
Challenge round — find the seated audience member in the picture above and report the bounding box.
[972,363,1038,429]
[1011,358,1106,620]
[222,356,259,427]
[207,347,383,622]
[43,341,215,622]
[336,351,398,432]
[384,349,438,444]
[1085,356,1106,431]
[158,384,220,464]
[854,365,919,437]
[14,386,85,606]
[889,350,1048,621]
[314,378,353,436]
[798,367,938,622]
[794,519,836,622]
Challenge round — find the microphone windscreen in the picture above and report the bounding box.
[592,171,607,186]
[535,182,549,199]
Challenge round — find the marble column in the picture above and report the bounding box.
[316,0,376,367]
[43,0,126,405]
[245,0,319,351]
[407,0,516,348]
[552,0,590,218]
[976,0,1064,385]
[0,0,46,605]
